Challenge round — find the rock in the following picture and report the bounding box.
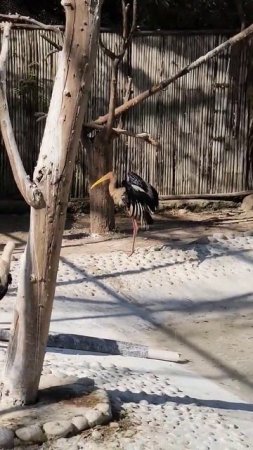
[15,424,45,443]
[95,389,109,403]
[0,427,15,449]
[96,402,111,417]
[241,194,253,211]
[92,430,102,441]
[43,420,73,439]
[72,415,89,431]
[109,422,119,429]
[85,409,105,427]
[124,430,135,438]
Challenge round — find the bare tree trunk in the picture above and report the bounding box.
[0,0,103,406]
[87,131,115,234]
[87,1,136,235]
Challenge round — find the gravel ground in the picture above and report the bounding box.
[0,217,253,449]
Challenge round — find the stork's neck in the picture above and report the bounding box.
[108,172,117,197]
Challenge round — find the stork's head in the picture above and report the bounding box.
[90,171,115,189]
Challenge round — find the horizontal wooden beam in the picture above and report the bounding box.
[159,191,253,200]
[0,329,182,362]
[0,23,240,35]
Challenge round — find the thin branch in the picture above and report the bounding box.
[34,112,48,123]
[45,49,60,60]
[84,121,158,146]
[121,0,129,40]
[92,23,253,125]
[117,76,132,129]
[99,35,116,59]
[0,23,44,208]
[99,0,137,140]
[40,33,62,50]
[99,0,137,62]
[120,0,137,57]
[234,0,246,30]
[0,13,61,32]
[105,60,119,139]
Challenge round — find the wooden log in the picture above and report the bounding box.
[0,329,182,363]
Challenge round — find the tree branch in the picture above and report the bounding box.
[98,0,137,140]
[0,23,45,208]
[105,60,119,139]
[0,14,61,32]
[40,33,62,50]
[93,23,253,125]
[234,0,246,30]
[117,76,132,129]
[84,121,158,146]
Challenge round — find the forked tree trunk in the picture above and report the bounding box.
[1,0,103,406]
[88,130,115,234]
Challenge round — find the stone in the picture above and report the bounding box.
[72,415,89,432]
[95,389,109,403]
[124,430,135,438]
[0,427,15,449]
[43,420,73,439]
[96,402,111,417]
[109,422,119,429]
[15,424,45,443]
[85,409,105,427]
[91,430,102,441]
[241,194,253,211]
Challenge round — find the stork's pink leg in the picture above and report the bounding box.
[128,219,138,257]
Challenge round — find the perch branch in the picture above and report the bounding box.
[84,121,158,146]
[0,23,44,208]
[92,23,253,125]
[0,14,61,32]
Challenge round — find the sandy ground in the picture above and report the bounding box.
[0,205,252,407]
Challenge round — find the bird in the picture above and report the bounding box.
[0,241,15,300]
[90,171,159,256]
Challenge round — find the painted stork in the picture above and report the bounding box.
[90,171,159,256]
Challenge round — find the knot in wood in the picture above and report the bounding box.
[64,90,71,97]
[30,274,37,283]
[32,188,45,209]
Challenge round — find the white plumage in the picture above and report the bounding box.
[0,241,15,300]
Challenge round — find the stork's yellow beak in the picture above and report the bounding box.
[90,173,111,190]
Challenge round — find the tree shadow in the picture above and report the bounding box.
[108,388,253,413]
[58,251,253,393]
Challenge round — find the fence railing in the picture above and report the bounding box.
[0,28,252,199]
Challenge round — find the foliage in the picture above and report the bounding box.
[1,0,253,29]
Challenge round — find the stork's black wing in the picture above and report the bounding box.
[127,171,159,212]
[122,180,154,211]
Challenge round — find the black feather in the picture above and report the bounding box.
[127,171,159,211]
[121,172,159,228]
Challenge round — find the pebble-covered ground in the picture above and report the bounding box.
[0,232,253,448]
[0,344,252,450]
